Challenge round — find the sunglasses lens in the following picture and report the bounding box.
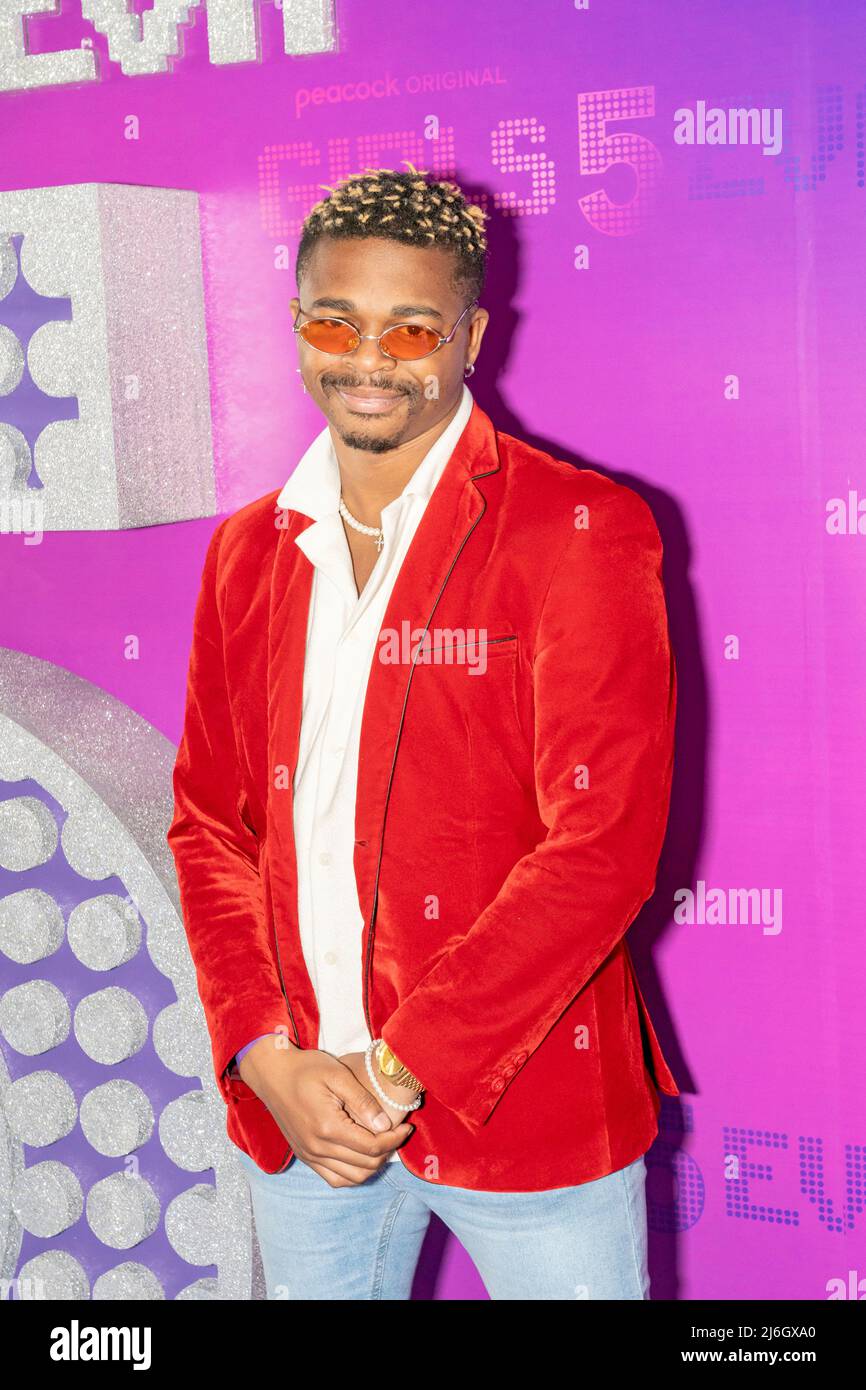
[379,324,440,360]
[299,318,359,354]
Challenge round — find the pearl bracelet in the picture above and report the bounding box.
[364,1038,423,1113]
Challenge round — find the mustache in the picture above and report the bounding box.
[324,377,415,395]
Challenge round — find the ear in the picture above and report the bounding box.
[468,306,490,355]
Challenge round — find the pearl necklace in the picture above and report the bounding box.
[339,496,384,552]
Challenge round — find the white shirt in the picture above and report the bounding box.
[274,385,474,1147]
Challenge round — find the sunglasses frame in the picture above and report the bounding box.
[292,299,478,361]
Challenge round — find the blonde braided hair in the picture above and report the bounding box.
[297,160,488,300]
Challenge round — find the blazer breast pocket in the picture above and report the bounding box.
[413,632,519,670]
[476,634,518,660]
[407,632,523,743]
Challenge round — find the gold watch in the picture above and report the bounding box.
[376,1040,424,1094]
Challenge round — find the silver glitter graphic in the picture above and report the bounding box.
[280,0,338,55]
[206,0,338,65]
[80,1,200,77]
[0,0,338,92]
[12,1160,84,1238]
[0,649,264,1297]
[204,0,257,64]
[67,893,141,972]
[158,1090,213,1172]
[175,1277,219,1299]
[74,987,149,1066]
[0,4,97,92]
[0,323,24,394]
[4,1070,77,1147]
[0,979,70,1056]
[17,1250,90,1300]
[86,1172,161,1249]
[0,1049,24,1282]
[92,1261,165,1300]
[165,1183,218,1266]
[0,796,57,871]
[153,1000,210,1078]
[0,185,216,528]
[0,238,18,297]
[79,1080,154,1158]
[0,888,65,964]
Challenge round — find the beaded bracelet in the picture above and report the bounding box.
[364,1038,423,1113]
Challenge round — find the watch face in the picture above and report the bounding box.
[379,1050,401,1077]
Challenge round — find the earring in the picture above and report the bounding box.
[464,362,475,377]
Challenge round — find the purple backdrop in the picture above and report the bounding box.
[1,0,864,1301]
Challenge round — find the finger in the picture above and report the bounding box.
[267,1094,413,1160]
[314,1106,414,1158]
[327,1068,396,1135]
[306,1132,410,1170]
[304,1155,385,1187]
[307,1139,387,1170]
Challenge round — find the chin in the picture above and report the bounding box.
[337,427,405,454]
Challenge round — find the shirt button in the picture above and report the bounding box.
[324,951,338,966]
[318,851,332,865]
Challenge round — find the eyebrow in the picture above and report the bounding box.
[309,297,444,322]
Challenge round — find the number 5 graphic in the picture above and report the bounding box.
[578,86,662,235]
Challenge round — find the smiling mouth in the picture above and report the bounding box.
[333,386,407,415]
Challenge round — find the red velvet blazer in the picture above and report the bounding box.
[166,398,679,1192]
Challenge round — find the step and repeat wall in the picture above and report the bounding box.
[0,0,863,1301]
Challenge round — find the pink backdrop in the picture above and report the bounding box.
[1,0,864,1300]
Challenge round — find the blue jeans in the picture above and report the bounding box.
[235,1146,650,1300]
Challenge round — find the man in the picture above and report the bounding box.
[167,161,679,1300]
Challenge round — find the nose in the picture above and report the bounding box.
[348,332,397,375]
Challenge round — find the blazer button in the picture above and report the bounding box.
[514,1051,528,1066]
[491,1076,505,1092]
[503,1063,516,1079]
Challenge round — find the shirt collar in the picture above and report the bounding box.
[275,383,475,521]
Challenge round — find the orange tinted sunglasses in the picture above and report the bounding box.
[293,300,477,362]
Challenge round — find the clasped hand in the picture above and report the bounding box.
[238,1039,420,1188]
